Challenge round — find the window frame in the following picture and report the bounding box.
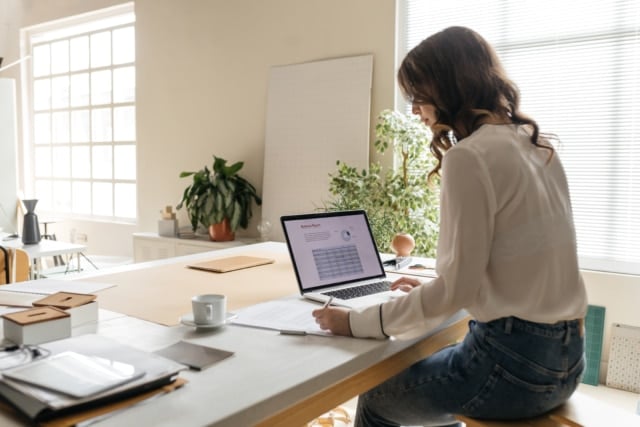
[20,3,137,224]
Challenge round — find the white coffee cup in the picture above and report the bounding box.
[192,294,226,325]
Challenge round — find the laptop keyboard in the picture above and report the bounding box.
[322,280,391,300]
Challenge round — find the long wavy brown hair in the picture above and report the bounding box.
[398,26,554,181]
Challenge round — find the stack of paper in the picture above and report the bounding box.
[231,296,331,336]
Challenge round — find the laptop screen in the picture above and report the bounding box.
[281,211,385,292]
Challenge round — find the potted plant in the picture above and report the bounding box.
[177,156,262,241]
[324,109,440,256]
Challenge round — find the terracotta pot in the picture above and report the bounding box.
[208,218,235,241]
[391,232,415,257]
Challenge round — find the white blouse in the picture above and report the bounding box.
[350,124,588,339]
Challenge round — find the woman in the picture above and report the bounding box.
[312,26,587,426]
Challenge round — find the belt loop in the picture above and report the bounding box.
[563,321,571,345]
[504,317,513,334]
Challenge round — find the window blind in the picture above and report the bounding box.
[400,0,640,275]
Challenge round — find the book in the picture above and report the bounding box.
[187,255,275,273]
[0,334,187,422]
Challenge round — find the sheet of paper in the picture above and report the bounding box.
[0,291,47,307]
[0,279,115,295]
[231,296,331,336]
[384,265,437,278]
[0,305,31,316]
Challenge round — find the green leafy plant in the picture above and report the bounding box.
[177,156,262,232]
[325,110,440,257]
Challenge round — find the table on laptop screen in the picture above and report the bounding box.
[283,213,384,290]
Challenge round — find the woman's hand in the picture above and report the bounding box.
[312,306,352,336]
[390,276,422,292]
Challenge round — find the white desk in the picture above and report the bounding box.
[0,233,87,279]
[0,242,469,426]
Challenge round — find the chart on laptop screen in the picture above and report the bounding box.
[313,245,364,279]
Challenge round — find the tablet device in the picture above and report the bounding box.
[2,351,145,398]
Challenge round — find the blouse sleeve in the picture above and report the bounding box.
[349,146,496,339]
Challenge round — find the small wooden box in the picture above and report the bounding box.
[33,292,98,327]
[2,306,71,345]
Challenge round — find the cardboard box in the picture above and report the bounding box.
[2,307,71,345]
[32,292,98,327]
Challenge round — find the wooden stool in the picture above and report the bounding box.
[455,391,639,427]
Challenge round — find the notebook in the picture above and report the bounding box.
[187,256,275,273]
[281,210,404,308]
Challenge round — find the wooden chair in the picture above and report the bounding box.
[455,390,639,427]
[0,246,30,284]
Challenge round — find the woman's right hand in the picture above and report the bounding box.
[390,276,422,292]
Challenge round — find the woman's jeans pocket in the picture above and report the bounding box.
[461,360,583,418]
[459,317,584,419]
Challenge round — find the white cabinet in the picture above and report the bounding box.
[132,232,255,262]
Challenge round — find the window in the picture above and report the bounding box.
[399,0,640,275]
[23,3,136,222]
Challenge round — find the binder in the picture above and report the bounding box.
[0,334,187,422]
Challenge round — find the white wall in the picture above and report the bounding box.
[134,0,396,239]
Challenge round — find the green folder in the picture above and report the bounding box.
[582,304,605,385]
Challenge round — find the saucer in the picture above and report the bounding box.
[179,312,237,329]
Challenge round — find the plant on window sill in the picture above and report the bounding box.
[324,109,440,257]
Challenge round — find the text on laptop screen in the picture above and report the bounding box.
[282,212,384,290]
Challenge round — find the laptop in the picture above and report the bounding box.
[281,210,403,308]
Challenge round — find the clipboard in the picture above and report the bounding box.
[187,256,275,273]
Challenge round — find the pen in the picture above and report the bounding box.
[322,296,334,309]
[279,329,307,335]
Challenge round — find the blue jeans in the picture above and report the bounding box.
[355,317,585,427]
